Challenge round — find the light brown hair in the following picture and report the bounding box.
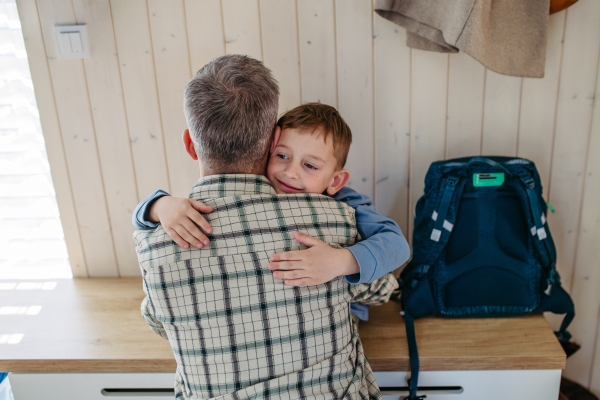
[277,103,352,169]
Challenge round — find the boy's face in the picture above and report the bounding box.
[267,127,348,195]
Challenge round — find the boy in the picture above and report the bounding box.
[133,103,409,319]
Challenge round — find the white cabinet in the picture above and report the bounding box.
[374,370,561,400]
[9,370,560,400]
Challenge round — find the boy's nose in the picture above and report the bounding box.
[283,163,301,179]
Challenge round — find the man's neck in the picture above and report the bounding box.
[197,156,268,178]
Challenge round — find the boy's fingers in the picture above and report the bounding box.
[272,270,304,280]
[188,211,213,235]
[182,218,209,245]
[167,228,190,249]
[293,231,322,247]
[269,261,303,270]
[189,199,213,214]
[270,250,303,262]
[284,278,311,287]
[177,224,204,249]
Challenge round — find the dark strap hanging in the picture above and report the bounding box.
[403,313,426,400]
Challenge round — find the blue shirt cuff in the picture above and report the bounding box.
[132,189,170,229]
[345,243,377,284]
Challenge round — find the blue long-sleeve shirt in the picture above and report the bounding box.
[132,186,410,319]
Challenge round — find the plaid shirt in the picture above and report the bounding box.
[133,175,398,400]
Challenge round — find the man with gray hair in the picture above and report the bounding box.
[133,54,397,400]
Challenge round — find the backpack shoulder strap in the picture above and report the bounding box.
[518,169,574,340]
[403,312,426,400]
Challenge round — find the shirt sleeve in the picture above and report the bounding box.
[132,189,171,229]
[141,295,168,340]
[350,272,399,305]
[333,186,411,284]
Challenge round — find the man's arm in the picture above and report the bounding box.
[350,272,399,305]
[333,187,411,284]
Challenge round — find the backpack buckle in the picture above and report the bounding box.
[544,280,553,296]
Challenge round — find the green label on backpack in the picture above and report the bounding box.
[473,173,505,187]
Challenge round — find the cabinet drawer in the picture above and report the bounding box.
[374,370,561,400]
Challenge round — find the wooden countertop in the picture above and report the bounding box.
[0,278,565,373]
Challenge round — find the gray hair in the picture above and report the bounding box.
[184,55,279,174]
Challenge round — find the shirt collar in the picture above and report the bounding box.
[188,174,277,200]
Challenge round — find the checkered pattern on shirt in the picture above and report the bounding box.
[133,175,398,400]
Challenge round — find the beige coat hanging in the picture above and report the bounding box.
[374,0,552,78]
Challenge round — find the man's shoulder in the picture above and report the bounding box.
[207,192,356,230]
[134,192,358,265]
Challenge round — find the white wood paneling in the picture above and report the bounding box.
[147,0,197,198]
[481,71,522,156]
[110,0,170,199]
[373,15,410,236]
[547,0,600,294]
[569,89,600,388]
[409,51,448,240]
[297,0,337,107]
[72,0,140,276]
[221,0,262,61]
[185,0,225,74]
[335,0,374,198]
[35,0,118,277]
[567,8,600,387]
[446,53,485,159]
[259,0,301,114]
[518,13,566,190]
[590,88,600,396]
[15,0,88,277]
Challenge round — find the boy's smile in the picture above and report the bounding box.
[267,127,348,195]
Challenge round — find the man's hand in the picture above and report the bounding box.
[268,231,360,286]
[149,196,213,249]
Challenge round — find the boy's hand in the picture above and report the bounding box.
[149,196,213,249]
[268,231,360,286]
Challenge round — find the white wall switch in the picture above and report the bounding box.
[53,25,89,59]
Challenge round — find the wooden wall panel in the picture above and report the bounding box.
[481,71,522,156]
[110,0,170,199]
[221,0,262,61]
[373,15,410,236]
[15,0,88,277]
[518,13,566,190]
[72,0,140,276]
[409,51,448,240]
[590,87,600,395]
[568,96,600,387]
[35,0,118,277]
[446,53,485,159]
[564,5,600,387]
[147,0,196,198]
[547,0,600,294]
[185,0,225,74]
[297,0,337,106]
[335,0,374,198]
[259,0,301,114]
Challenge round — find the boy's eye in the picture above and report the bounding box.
[277,154,289,160]
[304,163,317,170]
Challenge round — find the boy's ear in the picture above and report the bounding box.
[270,126,282,154]
[183,129,198,160]
[326,169,350,195]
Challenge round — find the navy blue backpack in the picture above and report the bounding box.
[398,156,575,400]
